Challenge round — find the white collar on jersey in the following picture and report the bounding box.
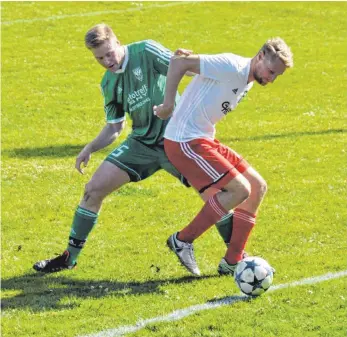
[114,46,129,74]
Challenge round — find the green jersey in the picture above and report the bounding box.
[101,40,180,145]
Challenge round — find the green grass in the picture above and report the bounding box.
[1,2,347,337]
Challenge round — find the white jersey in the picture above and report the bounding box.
[165,53,253,142]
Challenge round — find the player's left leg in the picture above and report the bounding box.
[224,167,267,264]
[33,137,160,273]
[234,167,267,216]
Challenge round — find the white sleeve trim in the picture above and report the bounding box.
[107,116,126,124]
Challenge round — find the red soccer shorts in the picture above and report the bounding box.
[164,138,249,193]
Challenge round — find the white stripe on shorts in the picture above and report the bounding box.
[181,142,223,181]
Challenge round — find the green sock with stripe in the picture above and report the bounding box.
[215,212,233,244]
[66,206,99,265]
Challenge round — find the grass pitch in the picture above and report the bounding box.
[1,2,347,337]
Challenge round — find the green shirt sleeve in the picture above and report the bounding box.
[100,73,125,124]
[144,40,173,76]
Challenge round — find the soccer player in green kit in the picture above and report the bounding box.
[33,24,233,273]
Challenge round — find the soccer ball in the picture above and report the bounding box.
[234,256,274,296]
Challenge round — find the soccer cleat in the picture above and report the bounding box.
[33,250,76,273]
[217,252,249,276]
[217,258,237,276]
[167,232,201,276]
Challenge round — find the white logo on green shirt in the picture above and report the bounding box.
[133,67,143,81]
[127,84,150,112]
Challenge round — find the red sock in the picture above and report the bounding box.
[225,208,256,264]
[178,194,228,242]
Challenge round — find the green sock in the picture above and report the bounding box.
[67,206,98,265]
[215,212,233,244]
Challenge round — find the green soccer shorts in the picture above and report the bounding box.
[105,136,189,186]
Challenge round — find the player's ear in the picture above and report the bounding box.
[113,37,120,46]
[258,51,265,61]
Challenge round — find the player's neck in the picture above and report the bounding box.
[119,46,126,69]
[247,57,256,84]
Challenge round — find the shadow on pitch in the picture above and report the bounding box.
[3,128,346,159]
[2,144,85,158]
[220,128,346,142]
[1,272,217,312]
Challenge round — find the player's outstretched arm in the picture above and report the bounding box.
[75,121,125,174]
[154,54,200,120]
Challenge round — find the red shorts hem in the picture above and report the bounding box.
[164,138,250,192]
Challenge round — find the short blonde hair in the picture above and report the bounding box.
[85,24,116,49]
[261,37,294,68]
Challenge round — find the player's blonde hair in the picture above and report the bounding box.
[260,37,294,68]
[85,23,117,49]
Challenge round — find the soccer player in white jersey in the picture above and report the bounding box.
[154,37,293,276]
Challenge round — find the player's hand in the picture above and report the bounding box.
[153,104,173,120]
[75,148,92,174]
[174,48,193,57]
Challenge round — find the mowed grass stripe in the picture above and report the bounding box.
[1,2,197,25]
[78,270,347,337]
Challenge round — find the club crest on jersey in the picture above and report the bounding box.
[133,67,143,81]
[221,101,232,115]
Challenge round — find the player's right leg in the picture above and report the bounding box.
[222,166,267,269]
[33,161,130,273]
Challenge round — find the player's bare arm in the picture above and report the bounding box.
[153,54,200,120]
[174,49,195,77]
[75,121,125,174]
[173,48,193,57]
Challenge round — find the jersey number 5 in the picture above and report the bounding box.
[113,145,129,157]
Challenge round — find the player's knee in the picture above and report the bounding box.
[240,180,251,202]
[224,176,251,202]
[84,181,104,203]
[254,176,267,198]
[232,179,251,203]
[260,178,267,197]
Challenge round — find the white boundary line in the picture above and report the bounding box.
[78,270,347,337]
[1,2,197,26]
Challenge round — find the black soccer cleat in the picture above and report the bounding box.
[33,250,76,273]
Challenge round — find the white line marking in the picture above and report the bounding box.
[2,2,197,26]
[78,270,347,337]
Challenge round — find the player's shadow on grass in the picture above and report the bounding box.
[3,128,346,159]
[1,272,217,312]
[220,128,346,142]
[2,144,85,158]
